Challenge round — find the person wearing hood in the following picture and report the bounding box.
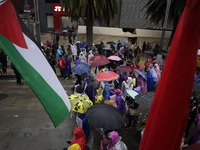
[144,58,152,71]
[146,69,155,92]
[71,126,86,150]
[64,54,72,79]
[105,131,127,150]
[75,113,90,140]
[110,89,125,115]
[135,72,148,93]
[79,52,86,63]
[121,77,134,98]
[88,50,94,66]
[103,82,110,101]
[136,64,143,72]
[56,46,63,61]
[74,56,80,66]
[83,77,95,104]
[116,40,121,51]
[154,63,161,82]
[149,64,158,83]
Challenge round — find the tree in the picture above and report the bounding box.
[62,0,118,48]
[144,0,186,47]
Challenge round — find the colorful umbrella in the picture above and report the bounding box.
[86,104,124,130]
[91,55,110,67]
[126,90,139,99]
[96,71,119,82]
[69,93,93,114]
[134,69,147,81]
[71,63,91,74]
[108,55,121,61]
[116,66,132,72]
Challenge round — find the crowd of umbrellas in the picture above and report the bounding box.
[69,54,155,131]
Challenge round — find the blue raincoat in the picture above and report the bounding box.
[146,69,155,92]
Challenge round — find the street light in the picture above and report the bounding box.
[160,0,171,52]
[34,0,41,47]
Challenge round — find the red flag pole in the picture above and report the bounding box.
[140,0,200,149]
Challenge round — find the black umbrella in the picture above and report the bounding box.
[193,83,200,93]
[86,104,124,130]
[106,41,115,45]
[143,50,154,54]
[135,92,155,110]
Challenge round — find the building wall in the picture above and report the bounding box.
[120,0,172,30]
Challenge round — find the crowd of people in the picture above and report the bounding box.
[44,39,168,150]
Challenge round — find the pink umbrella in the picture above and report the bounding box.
[96,71,119,82]
[108,55,121,61]
[91,55,110,67]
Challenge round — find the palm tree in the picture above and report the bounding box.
[144,0,186,46]
[62,0,118,48]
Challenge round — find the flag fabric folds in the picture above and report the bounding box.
[0,0,71,127]
[140,0,200,149]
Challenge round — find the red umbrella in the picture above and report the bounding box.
[96,71,119,82]
[91,55,110,67]
[115,66,132,72]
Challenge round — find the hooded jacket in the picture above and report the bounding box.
[72,126,86,150]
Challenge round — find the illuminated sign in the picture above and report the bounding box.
[52,3,65,15]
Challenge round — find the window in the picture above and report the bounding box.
[45,0,60,3]
[47,15,54,28]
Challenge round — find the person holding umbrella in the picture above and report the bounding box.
[110,89,125,115]
[101,131,127,150]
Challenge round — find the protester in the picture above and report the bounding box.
[71,126,86,150]
[64,54,72,79]
[160,55,166,71]
[11,63,23,85]
[56,46,63,62]
[109,89,125,115]
[135,73,148,93]
[149,64,158,83]
[121,77,133,98]
[59,55,67,79]
[88,51,94,66]
[154,63,161,82]
[101,131,127,150]
[103,82,110,101]
[83,77,95,104]
[146,69,155,92]
[79,52,86,63]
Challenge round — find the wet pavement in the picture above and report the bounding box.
[0,65,141,150]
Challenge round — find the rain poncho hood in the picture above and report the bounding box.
[72,126,86,150]
[146,69,155,92]
[108,131,128,150]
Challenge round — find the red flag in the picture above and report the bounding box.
[140,0,200,150]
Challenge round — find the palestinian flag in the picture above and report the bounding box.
[0,0,71,127]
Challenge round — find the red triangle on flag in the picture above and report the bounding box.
[0,1,27,49]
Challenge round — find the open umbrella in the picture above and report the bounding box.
[126,90,139,99]
[106,41,115,45]
[96,71,119,82]
[86,104,124,130]
[143,51,154,54]
[135,92,155,110]
[71,63,91,74]
[91,55,110,67]
[62,30,68,32]
[134,69,147,81]
[193,83,200,93]
[108,55,121,61]
[69,93,93,114]
[116,66,132,72]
